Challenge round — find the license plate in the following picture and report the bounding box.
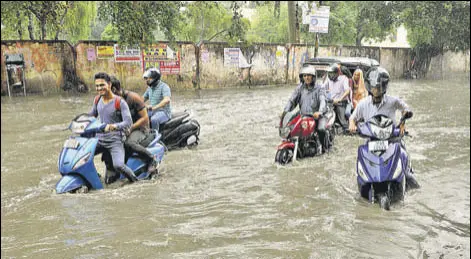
[368,140,388,152]
[63,139,79,149]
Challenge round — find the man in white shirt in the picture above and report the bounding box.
[323,63,350,133]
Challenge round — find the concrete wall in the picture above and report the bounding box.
[428,50,470,79]
[1,40,469,95]
[1,40,75,95]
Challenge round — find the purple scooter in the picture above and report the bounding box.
[355,112,419,210]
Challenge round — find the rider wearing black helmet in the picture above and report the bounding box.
[142,67,172,133]
[282,65,329,153]
[324,63,351,133]
[349,66,412,131]
[348,66,419,188]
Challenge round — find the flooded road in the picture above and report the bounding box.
[1,75,470,258]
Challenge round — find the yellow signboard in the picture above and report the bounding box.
[96,46,114,59]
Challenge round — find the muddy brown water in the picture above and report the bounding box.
[1,75,469,258]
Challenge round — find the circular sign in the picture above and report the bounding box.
[311,18,318,25]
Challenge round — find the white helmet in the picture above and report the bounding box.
[299,65,317,83]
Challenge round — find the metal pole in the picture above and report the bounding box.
[22,64,26,96]
[314,1,322,58]
[6,65,11,98]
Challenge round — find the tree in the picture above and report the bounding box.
[60,1,97,43]
[1,2,32,40]
[395,1,470,77]
[299,1,395,46]
[176,2,234,43]
[246,2,289,44]
[97,1,183,46]
[1,1,97,42]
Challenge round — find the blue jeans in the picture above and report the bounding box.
[97,139,137,181]
[150,110,170,132]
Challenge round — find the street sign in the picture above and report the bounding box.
[309,6,330,33]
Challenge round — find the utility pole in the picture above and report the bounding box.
[314,1,322,57]
[288,1,297,43]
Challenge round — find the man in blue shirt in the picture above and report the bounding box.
[88,72,138,183]
[142,68,172,132]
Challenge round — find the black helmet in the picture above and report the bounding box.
[365,66,389,97]
[143,67,161,86]
[299,65,317,84]
[327,63,340,81]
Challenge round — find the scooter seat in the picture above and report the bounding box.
[161,112,190,130]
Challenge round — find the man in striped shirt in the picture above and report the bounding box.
[142,68,172,132]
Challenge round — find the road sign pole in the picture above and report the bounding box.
[314,1,322,57]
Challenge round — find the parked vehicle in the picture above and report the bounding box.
[55,114,165,194]
[354,113,416,210]
[275,108,336,165]
[301,56,379,84]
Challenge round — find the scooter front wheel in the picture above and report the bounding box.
[379,193,391,210]
[275,148,293,165]
[75,185,89,194]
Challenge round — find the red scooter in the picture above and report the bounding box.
[275,108,336,165]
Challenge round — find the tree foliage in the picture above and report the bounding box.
[299,1,395,46]
[175,1,250,45]
[61,2,97,43]
[1,1,96,42]
[176,2,233,43]
[97,1,183,46]
[393,1,470,77]
[246,2,289,44]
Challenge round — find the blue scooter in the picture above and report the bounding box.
[55,114,165,194]
[355,112,418,210]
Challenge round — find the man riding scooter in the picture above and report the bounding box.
[324,63,351,134]
[349,66,420,189]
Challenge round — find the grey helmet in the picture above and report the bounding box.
[299,65,317,84]
[143,67,161,86]
[365,66,389,96]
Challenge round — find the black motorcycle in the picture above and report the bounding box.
[149,108,200,150]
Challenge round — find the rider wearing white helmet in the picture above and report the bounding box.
[282,65,330,153]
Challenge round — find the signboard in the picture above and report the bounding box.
[160,59,181,75]
[96,46,114,59]
[114,44,141,63]
[142,44,180,74]
[87,48,96,61]
[224,48,240,67]
[309,6,330,33]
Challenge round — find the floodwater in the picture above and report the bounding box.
[1,75,470,259]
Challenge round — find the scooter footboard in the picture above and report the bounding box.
[55,174,88,194]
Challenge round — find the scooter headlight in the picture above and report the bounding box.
[70,121,88,134]
[280,127,291,139]
[370,123,393,140]
[357,161,369,181]
[73,153,91,170]
[392,158,403,179]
